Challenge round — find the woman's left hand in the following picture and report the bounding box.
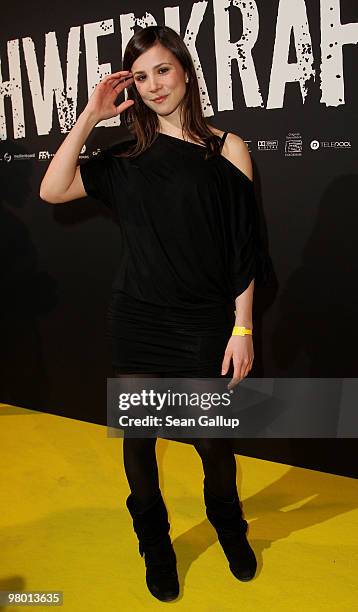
[221,335,254,390]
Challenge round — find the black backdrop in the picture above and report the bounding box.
[1,1,357,477]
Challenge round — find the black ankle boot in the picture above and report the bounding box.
[203,480,257,581]
[126,491,180,601]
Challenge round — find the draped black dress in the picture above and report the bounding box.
[79,131,270,376]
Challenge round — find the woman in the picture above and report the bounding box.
[40,25,272,603]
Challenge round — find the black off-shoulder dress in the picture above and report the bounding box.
[80,131,270,376]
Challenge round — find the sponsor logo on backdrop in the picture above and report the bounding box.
[310,139,351,151]
[38,150,89,160]
[257,140,279,151]
[310,140,320,150]
[1,152,34,161]
[14,153,36,160]
[285,132,302,157]
[39,151,53,160]
[322,140,351,149]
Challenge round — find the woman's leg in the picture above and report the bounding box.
[114,370,162,508]
[189,329,237,499]
[193,438,237,500]
[114,369,179,601]
[193,436,257,581]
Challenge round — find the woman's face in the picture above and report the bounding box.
[131,42,187,118]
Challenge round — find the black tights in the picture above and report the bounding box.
[115,371,238,509]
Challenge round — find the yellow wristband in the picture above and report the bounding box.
[232,326,252,336]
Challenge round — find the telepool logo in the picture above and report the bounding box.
[322,141,351,149]
[310,139,351,151]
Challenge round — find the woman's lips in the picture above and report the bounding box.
[153,95,168,103]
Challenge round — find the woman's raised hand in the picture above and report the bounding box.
[84,70,135,124]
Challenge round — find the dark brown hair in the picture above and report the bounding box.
[117,25,222,160]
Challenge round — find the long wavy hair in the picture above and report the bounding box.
[117,25,222,160]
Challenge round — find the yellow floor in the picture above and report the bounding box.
[1,403,357,612]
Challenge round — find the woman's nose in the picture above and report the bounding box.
[148,77,161,92]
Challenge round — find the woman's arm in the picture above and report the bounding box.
[39,110,98,204]
[221,134,255,386]
[223,133,255,327]
[39,70,134,204]
[234,279,254,329]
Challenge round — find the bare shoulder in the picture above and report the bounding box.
[222,133,253,181]
[207,126,253,182]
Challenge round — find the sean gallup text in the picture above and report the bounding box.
[118,415,240,429]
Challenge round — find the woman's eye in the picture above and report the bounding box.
[136,68,169,82]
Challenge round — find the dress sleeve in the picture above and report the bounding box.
[79,149,116,208]
[79,139,134,209]
[228,173,274,298]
